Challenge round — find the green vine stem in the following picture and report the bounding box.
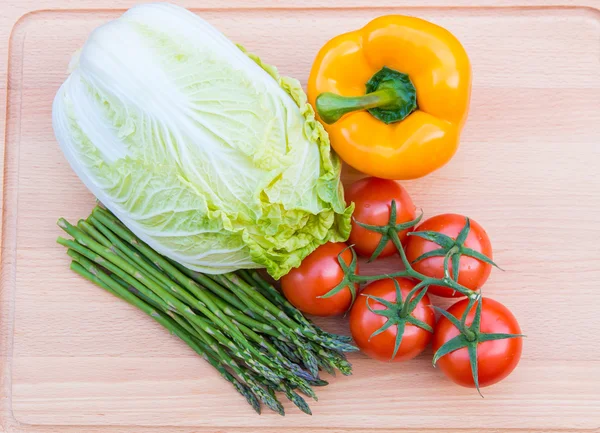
[323,200,481,301]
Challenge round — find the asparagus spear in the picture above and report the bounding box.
[170,258,258,319]
[236,272,354,375]
[92,218,317,396]
[88,210,319,397]
[84,217,279,339]
[62,217,319,398]
[244,270,354,345]
[208,273,319,379]
[59,206,356,415]
[221,273,357,353]
[69,259,264,414]
[59,234,281,385]
[97,206,354,351]
[80,219,166,289]
[204,270,352,376]
[69,251,287,415]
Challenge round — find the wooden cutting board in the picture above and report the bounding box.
[1,1,599,432]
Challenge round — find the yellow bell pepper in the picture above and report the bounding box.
[308,15,471,180]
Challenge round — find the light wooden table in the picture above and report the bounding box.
[1,1,599,432]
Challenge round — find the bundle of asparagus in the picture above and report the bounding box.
[57,206,356,415]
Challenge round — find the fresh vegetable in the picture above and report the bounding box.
[281,242,358,316]
[307,15,471,180]
[349,278,434,362]
[345,177,418,259]
[53,3,352,279]
[405,214,497,297]
[58,206,357,415]
[432,297,523,393]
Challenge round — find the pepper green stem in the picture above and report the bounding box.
[316,87,401,124]
[316,66,417,125]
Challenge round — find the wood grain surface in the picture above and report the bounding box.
[1,1,599,432]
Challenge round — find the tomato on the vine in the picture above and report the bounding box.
[405,214,495,297]
[281,242,358,316]
[432,297,523,392]
[345,177,417,259]
[349,277,435,362]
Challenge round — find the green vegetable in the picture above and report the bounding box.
[58,206,355,415]
[53,3,352,279]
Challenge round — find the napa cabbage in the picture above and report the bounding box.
[53,3,352,278]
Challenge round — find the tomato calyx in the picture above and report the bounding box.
[432,296,524,396]
[318,245,360,312]
[408,218,502,288]
[362,279,433,360]
[353,199,423,262]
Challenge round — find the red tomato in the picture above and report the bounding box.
[433,297,522,389]
[345,177,416,259]
[349,278,435,362]
[405,214,493,297]
[281,242,357,316]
